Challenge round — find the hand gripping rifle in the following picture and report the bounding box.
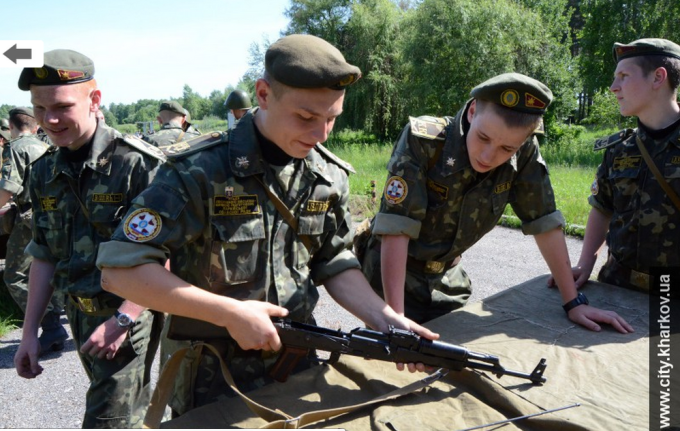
[270,319,547,385]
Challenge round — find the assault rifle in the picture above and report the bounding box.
[271,319,547,385]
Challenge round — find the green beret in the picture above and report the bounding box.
[265,34,361,90]
[18,49,94,91]
[9,107,35,118]
[470,72,552,114]
[159,101,186,115]
[613,38,680,62]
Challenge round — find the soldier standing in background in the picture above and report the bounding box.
[225,89,252,130]
[13,49,166,428]
[571,38,680,291]
[359,73,633,333]
[0,107,67,353]
[142,101,199,148]
[98,34,436,418]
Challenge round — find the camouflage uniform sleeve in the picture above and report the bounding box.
[25,162,58,263]
[587,152,614,216]
[371,122,429,239]
[0,145,21,195]
[309,162,361,283]
[509,138,565,235]
[97,158,203,269]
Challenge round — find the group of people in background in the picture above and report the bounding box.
[0,33,676,428]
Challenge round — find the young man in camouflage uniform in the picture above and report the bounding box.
[0,107,67,353]
[573,38,680,292]
[142,101,199,149]
[360,73,633,333]
[98,34,437,417]
[13,49,166,428]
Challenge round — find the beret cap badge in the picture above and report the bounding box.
[34,68,48,79]
[500,89,519,107]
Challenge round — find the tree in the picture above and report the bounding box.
[284,0,352,46]
[401,0,576,123]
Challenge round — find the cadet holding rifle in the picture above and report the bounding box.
[97,34,437,418]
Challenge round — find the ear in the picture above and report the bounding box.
[90,89,102,112]
[652,67,669,90]
[255,78,272,109]
[467,99,477,122]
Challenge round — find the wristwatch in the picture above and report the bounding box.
[114,310,135,329]
[562,292,589,313]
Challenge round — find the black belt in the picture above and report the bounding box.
[602,255,649,291]
[69,292,123,316]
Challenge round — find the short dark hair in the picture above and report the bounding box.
[633,55,680,91]
[9,112,37,132]
[474,99,542,131]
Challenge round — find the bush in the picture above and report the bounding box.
[195,115,227,133]
[581,90,635,129]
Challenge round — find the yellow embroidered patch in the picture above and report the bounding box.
[92,193,123,203]
[494,182,511,194]
[426,179,449,200]
[306,200,330,213]
[40,196,57,211]
[613,156,642,171]
[214,195,260,216]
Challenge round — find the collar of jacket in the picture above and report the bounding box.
[227,108,335,183]
[49,121,119,182]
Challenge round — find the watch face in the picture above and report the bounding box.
[117,312,134,328]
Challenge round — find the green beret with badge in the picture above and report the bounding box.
[9,107,35,119]
[18,49,95,91]
[470,72,553,114]
[265,34,362,90]
[159,101,186,115]
[613,38,680,62]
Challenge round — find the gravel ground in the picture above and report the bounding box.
[0,226,606,429]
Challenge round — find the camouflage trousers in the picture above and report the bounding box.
[4,220,64,314]
[361,239,471,324]
[66,301,163,428]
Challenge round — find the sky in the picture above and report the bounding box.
[0,0,291,108]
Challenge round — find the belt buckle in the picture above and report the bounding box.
[425,261,446,274]
[77,297,96,313]
[630,270,650,291]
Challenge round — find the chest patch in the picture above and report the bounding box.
[40,196,58,211]
[384,176,408,204]
[426,179,449,200]
[92,193,123,203]
[613,156,642,171]
[214,195,260,216]
[306,200,330,213]
[494,182,511,194]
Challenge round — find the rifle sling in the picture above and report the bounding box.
[143,342,445,429]
[254,175,313,254]
[635,135,680,213]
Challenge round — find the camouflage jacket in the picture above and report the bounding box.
[26,122,165,297]
[97,110,359,333]
[589,124,680,272]
[0,133,49,212]
[143,123,200,148]
[371,101,564,263]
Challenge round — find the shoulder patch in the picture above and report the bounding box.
[122,134,167,161]
[409,116,447,141]
[593,129,634,151]
[315,143,356,174]
[164,132,227,159]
